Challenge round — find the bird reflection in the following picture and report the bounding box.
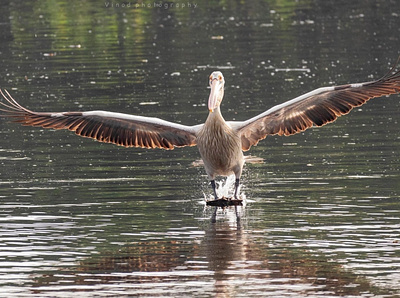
[30,215,391,296]
[211,205,242,225]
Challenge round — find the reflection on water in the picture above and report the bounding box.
[0,0,400,296]
[28,216,393,297]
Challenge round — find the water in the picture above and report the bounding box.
[0,0,399,296]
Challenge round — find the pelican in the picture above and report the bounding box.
[1,59,400,200]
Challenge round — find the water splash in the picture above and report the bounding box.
[203,175,246,202]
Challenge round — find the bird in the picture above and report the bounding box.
[1,58,400,200]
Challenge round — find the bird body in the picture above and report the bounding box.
[197,106,244,180]
[1,58,400,199]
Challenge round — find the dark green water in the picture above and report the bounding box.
[0,0,399,296]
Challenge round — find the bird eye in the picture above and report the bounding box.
[218,75,222,81]
[209,75,212,80]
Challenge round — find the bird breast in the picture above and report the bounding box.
[196,112,243,177]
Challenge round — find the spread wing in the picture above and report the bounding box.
[232,58,400,151]
[0,90,202,150]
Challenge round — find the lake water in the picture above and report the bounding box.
[0,0,399,296]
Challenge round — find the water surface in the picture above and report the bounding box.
[0,0,399,296]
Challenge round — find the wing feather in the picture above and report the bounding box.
[233,58,400,151]
[0,90,200,150]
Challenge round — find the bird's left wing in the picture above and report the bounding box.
[230,59,400,151]
[0,90,201,150]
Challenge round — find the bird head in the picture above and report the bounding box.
[208,71,225,113]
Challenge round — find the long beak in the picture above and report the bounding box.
[208,79,219,113]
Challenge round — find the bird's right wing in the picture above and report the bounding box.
[0,90,202,150]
